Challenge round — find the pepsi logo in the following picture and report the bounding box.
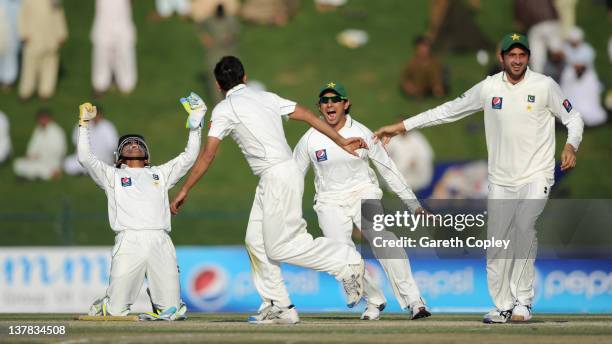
[186,265,230,311]
[315,149,327,162]
[491,97,503,109]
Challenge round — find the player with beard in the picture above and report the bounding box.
[373,33,584,323]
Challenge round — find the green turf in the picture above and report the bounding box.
[0,313,611,343]
[0,0,610,246]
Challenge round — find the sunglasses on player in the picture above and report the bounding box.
[319,95,344,104]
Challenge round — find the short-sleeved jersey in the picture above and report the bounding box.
[208,84,296,176]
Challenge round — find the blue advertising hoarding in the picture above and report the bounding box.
[178,246,612,314]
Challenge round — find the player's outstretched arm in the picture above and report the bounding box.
[373,122,406,145]
[76,102,114,188]
[170,136,221,215]
[374,81,486,145]
[161,93,206,189]
[289,105,367,156]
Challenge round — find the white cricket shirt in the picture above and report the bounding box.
[294,115,421,211]
[403,68,584,187]
[78,126,201,232]
[208,84,296,176]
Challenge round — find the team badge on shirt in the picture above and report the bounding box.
[562,99,573,113]
[121,177,132,187]
[152,174,159,180]
[315,149,328,162]
[528,95,535,102]
[491,97,503,109]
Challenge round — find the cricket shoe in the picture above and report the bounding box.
[341,261,365,308]
[482,308,512,324]
[139,303,188,321]
[88,297,110,316]
[511,304,532,322]
[360,303,386,320]
[248,304,299,325]
[409,300,431,320]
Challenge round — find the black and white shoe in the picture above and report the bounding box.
[483,308,512,324]
[248,304,299,325]
[360,303,386,320]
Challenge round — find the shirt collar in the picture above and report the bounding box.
[502,67,531,84]
[225,83,246,98]
[344,115,353,128]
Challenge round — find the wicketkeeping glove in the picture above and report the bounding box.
[180,92,207,129]
[78,102,97,126]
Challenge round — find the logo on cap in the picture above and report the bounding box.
[327,82,336,88]
[315,149,328,162]
[511,33,521,41]
[492,97,503,109]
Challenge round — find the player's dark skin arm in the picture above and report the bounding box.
[289,105,368,155]
[170,137,221,214]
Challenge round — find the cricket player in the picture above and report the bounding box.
[170,56,367,324]
[374,33,584,323]
[293,82,431,320]
[79,92,206,320]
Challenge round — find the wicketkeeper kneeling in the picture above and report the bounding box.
[78,93,205,320]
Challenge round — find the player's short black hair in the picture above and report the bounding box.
[214,56,245,92]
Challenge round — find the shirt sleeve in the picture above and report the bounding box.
[268,92,297,117]
[208,107,235,140]
[293,131,312,177]
[546,77,584,151]
[158,127,202,189]
[365,127,422,212]
[403,80,485,131]
[77,125,115,190]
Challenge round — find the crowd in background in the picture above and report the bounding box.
[0,0,610,198]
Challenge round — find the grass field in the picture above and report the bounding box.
[1,313,611,343]
[0,0,610,246]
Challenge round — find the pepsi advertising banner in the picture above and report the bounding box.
[180,247,612,313]
[0,246,610,313]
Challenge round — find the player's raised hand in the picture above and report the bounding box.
[373,122,406,145]
[180,92,208,129]
[341,137,368,156]
[170,189,189,215]
[78,102,97,126]
[560,144,577,171]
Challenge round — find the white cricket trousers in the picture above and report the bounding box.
[244,160,363,308]
[92,39,137,94]
[105,230,180,315]
[315,186,423,309]
[486,179,550,311]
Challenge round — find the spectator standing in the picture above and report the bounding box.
[198,4,239,103]
[91,0,137,96]
[17,0,67,100]
[0,0,21,92]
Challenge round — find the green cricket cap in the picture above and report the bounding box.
[319,81,348,99]
[500,33,530,54]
